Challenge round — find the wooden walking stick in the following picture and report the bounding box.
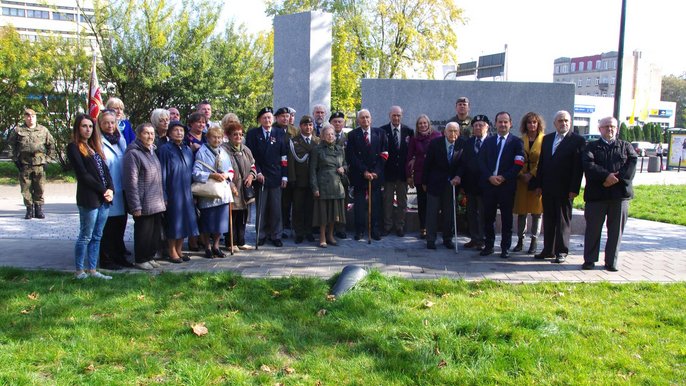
[228,202,234,255]
[255,183,265,250]
[452,185,459,254]
[368,178,372,244]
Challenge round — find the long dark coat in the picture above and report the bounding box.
[158,141,199,239]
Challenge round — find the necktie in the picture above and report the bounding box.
[305,137,310,145]
[497,136,504,150]
[336,133,340,142]
[364,131,369,146]
[494,136,505,176]
[475,138,482,153]
[448,143,454,162]
[265,131,270,141]
[552,133,563,154]
[393,128,400,149]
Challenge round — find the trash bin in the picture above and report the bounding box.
[647,156,661,173]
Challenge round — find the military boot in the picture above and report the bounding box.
[34,204,45,219]
[512,236,524,252]
[24,206,33,220]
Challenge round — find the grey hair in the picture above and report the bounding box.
[150,108,170,128]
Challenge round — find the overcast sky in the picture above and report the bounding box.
[220,0,686,81]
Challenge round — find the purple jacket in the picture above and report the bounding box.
[123,139,166,216]
[406,130,442,185]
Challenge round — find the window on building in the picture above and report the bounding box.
[571,63,576,72]
[53,12,75,21]
[586,77,591,86]
[80,14,93,23]
[604,61,609,70]
[2,7,25,17]
[577,79,583,87]
[27,9,49,19]
[595,77,599,85]
[579,62,584,72]
[587,60,592,70]
[602,92,607,97]
[612,60,617,69]
[601,77,608,84]
[596,60,601,69]
[610,76,615,85]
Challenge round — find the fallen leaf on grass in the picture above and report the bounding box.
[422,300,434,308]
[20,305,35,314]
[272,290,281,298]
[172,292,184,298]
[554,292,565,298]
[137,294,146,301]
[326,294,336,302]
[423,319,428,326]
[315,381,322,386]
[84,364,96,373]
[191,323,208,336]
[434,347,441,355]
[438,359,447,368]
[28,292,39,300]
[316,309,327,317]
[441,293,450,299]
[283,367,295,375]
[469,290,484,297]
[274,383,284,386]
[260,364,272,373]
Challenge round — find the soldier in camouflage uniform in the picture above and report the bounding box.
[8,108,55,219]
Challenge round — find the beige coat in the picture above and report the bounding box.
[513,132,544,214]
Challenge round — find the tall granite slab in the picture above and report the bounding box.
[273,11,332,120]
[361,79,575,133]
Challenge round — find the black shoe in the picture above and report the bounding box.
[582,262,595,270]
[605,264,618,272]
[257,238,266,246]
[305,234,315,242]
[500,250,510,258]
[124,249,132,256]
[24,206,33,220]
[463,240,476,248]
[371,232,381,241]
[527,238,538,254]
[381,230,391,237]
[534,252,554,260]
[204,249,213,259]
[212,247,226,258]
[181,254,191,262]
[553,254,566,263]
[512,237,523,252]
[272,239,283,247]
[335,231,347,239]
[33,204,45,219]
[427,241,436,250]
[480,248,494,256]
[444,241,455,250]
[281,232,289,239]
[354,233,363,241]
[295,236,304,244]
[396,229,405,237]
[168,257,184,264]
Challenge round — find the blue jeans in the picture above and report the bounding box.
[75,203,110,270]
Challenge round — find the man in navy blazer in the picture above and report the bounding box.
[422,122,465,249]
[535,110,585,263]
[245,107,288,247]
[460,115,491,250]
[345,109,389,241]
[478,112,525,258]
[380,105,413,237]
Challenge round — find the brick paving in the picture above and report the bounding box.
[1,172,685,282]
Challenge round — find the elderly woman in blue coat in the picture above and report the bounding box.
[98,109,132,269]
[159,121,199,263]
[192,125,234,258]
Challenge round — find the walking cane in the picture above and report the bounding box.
[452,184,459,254]
[367,178,372,244]
[255,183,265,250]
[228,202,234,256]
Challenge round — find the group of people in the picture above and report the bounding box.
[10,95,637,279]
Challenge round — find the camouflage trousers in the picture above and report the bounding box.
[18,165,45,207]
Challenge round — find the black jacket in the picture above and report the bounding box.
[536,131,585,198]
[582,139,637,202]
[67,142,114,209]
[380,122,413,181]
[423,136,465,196]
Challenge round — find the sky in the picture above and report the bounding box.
[219,0,686,81]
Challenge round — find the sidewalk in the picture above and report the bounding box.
[1,175,684,283]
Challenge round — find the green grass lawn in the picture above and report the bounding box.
[0,162,74,184]
[573,185,686,226]
[1,268,684,384]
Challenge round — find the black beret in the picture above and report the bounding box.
[471,114,490,126]
[256,106,273,120]
[275,107,290,116]
[329,111,345,122]
[167,120,188,134]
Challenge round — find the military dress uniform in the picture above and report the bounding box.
[9,122,55,219]
[288,133,320,241]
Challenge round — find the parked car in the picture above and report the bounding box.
[631,141,652,157]
[644,143,667,157]
[582,134,601,143]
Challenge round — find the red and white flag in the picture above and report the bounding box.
[88,54,103,119]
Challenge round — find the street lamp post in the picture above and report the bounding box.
[613,0,627,121]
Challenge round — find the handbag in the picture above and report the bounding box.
[191,160,227,198]
[242,184,256,205]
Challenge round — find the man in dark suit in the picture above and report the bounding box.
[478,112,525,258]
[288,115,320,243]
[422,122,464,249]
[380,105,413,237]
[581,116,637,271]
[460,115,490,250]
[330,111,349,239]
[345,109,388,241]
[245,107,288,247]
[535,110,585,263]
